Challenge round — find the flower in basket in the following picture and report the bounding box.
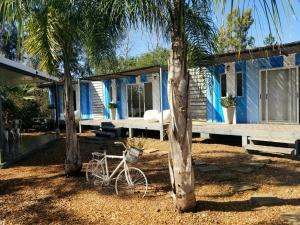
[220,94,236,108]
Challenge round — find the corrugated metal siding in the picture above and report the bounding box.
[189,68,207,121]
[235,61,247,123]
[91,81,105,119]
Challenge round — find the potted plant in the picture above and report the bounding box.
[109,102,117,120]
[220,94,236,124]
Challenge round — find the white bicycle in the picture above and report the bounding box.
[86,141,148,197]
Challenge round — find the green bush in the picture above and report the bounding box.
[109,102,117,109]
[220,94,236,108]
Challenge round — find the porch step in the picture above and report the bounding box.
[248,137,295,144]
[245,144,295,155]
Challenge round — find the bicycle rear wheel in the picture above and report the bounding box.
[115,167,148,197]
[86,159,98,183]
[86,159,105,186]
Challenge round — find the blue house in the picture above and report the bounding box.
[85,65,170,120]
[199,41,300,156]
[47,80,93,122]
[206,42,300,125]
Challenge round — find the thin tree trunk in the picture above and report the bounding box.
[0,96,4,163]
[63,58,82,175]
[168,0,196,212]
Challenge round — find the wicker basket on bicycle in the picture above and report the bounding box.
[125,147,143,163]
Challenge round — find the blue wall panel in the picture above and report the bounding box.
[140,74,148,83]
[127,77,136,84]
[206,65,225,122]
[116,79,122,119]
[162,71,170,110]
[80,83,92,119]
[235,61,247,123]
[103,80,111,119]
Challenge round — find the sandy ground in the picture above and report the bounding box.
[0,133,300,225]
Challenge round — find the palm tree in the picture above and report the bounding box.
[99,0,295,212]
[99,0,215,211]
[1,0,124,175]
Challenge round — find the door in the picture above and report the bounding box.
[127,82,153,118]
[260,68,299,123]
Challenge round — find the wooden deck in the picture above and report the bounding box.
[193,122,300,140]
[80,119,300,146]
[79,119,168,140]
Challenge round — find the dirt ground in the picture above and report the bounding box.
[0,133,300,225]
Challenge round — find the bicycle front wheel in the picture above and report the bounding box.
[115,167,148,198]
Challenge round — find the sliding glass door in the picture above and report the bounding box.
[260,67,299,123]
[127,82,153,118]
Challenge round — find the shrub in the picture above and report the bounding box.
[220,94,236,108]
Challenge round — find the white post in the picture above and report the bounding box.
[225,62,236,124]
[159,67,164,141]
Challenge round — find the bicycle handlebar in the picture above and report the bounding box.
[114,141,127,150]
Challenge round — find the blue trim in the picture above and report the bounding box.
[162,71,169,110]
[103,80,111,119]
[256,56,283,69]
[80,83,92,119]
[140,74,148,83]
[127,77,136,84]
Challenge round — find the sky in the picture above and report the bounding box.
[121,1,300,57]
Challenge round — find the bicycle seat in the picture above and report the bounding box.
[92,152,105,158]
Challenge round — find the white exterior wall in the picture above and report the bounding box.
[188,68,207,121]
[90,81,105,119]
[152,73,161,111]
[284,53,296,66]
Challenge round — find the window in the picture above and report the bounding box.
[144,82,153,111]
[220,74,227,97]
[236,72,243,97]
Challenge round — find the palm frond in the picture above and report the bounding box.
[24,5,62,73]
[186,0,216,67]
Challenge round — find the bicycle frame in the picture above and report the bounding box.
[93,150,129,183]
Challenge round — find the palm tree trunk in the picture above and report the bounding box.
[168,0,196,212]
[63,58,82,175]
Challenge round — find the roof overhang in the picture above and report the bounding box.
[0,57,59,86]
[203,41,300,66]
[82,65,168,81]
